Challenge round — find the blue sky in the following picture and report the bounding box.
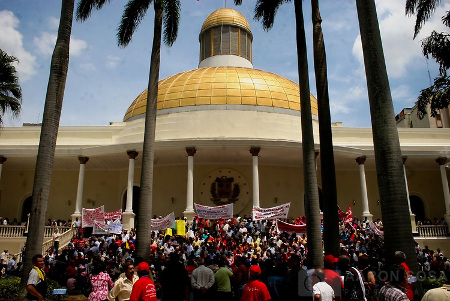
[0,0,448,127]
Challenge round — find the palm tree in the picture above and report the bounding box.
[310,0,339,257]
[235,0,323,268]
[19,0,74,298]
[356,0,420,292]
[0,49,22,124]
[77,0,180,261]
[405,0,449,117]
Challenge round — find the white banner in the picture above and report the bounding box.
[252,203,290,221]
[82,206,105,228]
[108,221,123,234]
[104,209,122,220]
[93,220,108,235]
[194,203,233,220]
[151,212,175,231]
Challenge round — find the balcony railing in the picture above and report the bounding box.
[0,225,71,238]
[417,225,449,237]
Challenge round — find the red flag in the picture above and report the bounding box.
[276,220,307,233]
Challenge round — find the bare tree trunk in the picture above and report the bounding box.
[135,2,162,262]
[19,0,73,299]
[294,0,323,269]
[355,0,422,297]
[311,0,340,257]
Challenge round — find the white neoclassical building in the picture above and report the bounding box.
[0,8,449,254]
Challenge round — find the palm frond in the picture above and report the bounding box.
[405,0,419,15]
[234,0,243,5]
[413,0,441,38]
[117,0,153,47]
[442,10,450,28]
[163,0,180,46]
[76,0,111,22]
[254,0,289,31]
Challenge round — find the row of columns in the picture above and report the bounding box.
[0,153,449,228]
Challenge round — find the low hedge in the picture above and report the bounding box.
[0,277,62,301]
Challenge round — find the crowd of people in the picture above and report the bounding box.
[11,214,450,300]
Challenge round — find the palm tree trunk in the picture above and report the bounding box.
[355,0,421,296]
[311,0,340,257]
[135,1,163,262]
[19,0,74,299]
[294,0,323,269]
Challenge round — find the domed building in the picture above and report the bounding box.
[0,8,449,253]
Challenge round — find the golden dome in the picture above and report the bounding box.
[201,8,251,33]
[123,67,318,121]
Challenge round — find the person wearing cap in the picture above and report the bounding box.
[321,255,343,301]
[129,262,157,301]
[241,264,271,301]
[108,262,139,301]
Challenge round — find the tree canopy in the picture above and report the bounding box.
[406,0,450,118]
[0,49,22,124]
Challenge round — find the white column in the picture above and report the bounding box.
[0,156,6,183]
[123,151,138,231]
[356,156,372,221]
[402,157,413,214]
[436,157,450,223]
[402,156,417,232]
[125,151,139,213]
[250,147,260,208]
[72,156,89,219]
[184,147,196,221]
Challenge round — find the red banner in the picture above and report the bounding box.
[104,209,122,220]
[276,220,307,233]
[338,205,353,224]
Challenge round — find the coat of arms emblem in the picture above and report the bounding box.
[210,176,240,205]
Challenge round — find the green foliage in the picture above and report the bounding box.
[0,277,61,301]
[421,276,445,291]
[0,276,20,300]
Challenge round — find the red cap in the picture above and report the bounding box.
[250,265,262,276]
[137,262,150,273]
[324,254,337,265]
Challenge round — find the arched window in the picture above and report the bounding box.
[21,196,32,222]
[409,195,425,223]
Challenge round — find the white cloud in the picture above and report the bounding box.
[0,10,37,82]
[33,32,56,55]
[33,32,88,56]
[70,38,89,55]
[80,63,96,71]
[351,1,448,79]
[105,55,122,68]
[48,17,60,30]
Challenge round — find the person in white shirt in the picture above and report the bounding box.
[108,262,139,301]
[191,257,215,301]
[312,268,335,301]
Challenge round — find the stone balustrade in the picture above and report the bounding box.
[417,225,449,237]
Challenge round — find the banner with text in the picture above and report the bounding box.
[104,209,122,220]
[108,221,124,234]
[194,203,233,219]
[252,203,290,221]
[151,212,175,231]
[93,220,108,235]
[276,219,307,233]
[82,206,105,228]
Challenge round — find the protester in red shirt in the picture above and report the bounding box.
[322,254,343,301]
[394,251,414,300]
[241,265,271,301]
[129,262,157,301]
